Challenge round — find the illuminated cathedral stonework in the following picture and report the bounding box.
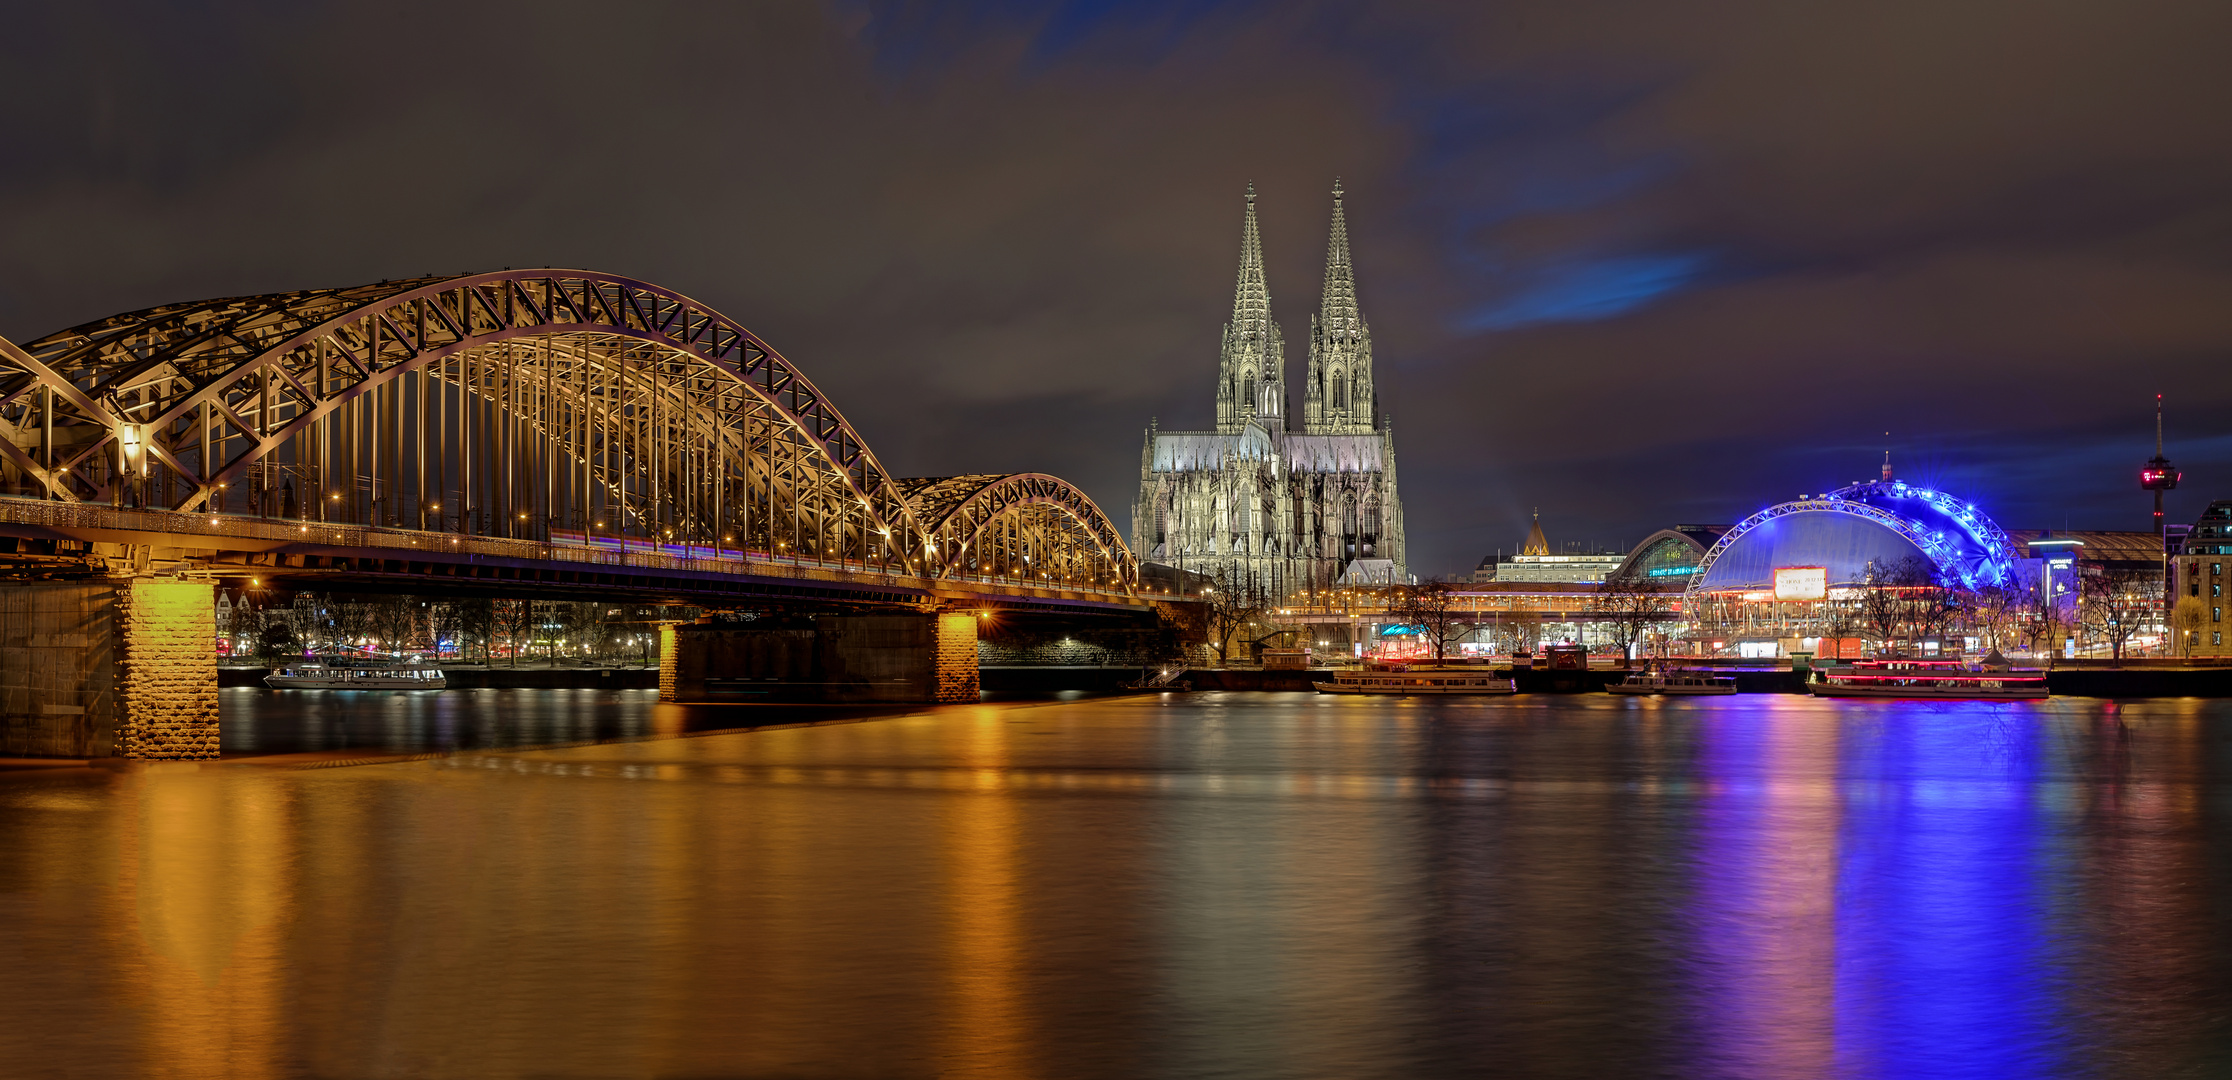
[1133,182,1407,597]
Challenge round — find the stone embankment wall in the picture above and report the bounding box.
[663,614,976,704]
[0,581,119,757]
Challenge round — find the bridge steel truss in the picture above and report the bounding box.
[0,270,1136,597]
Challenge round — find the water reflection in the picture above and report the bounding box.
[1693,699,1838,1077]
[2,692,2228,1078]
[1835,705,2065,1077]
[217,686,925,756]
[119,770,292,1080]
[945,711,1029,1077]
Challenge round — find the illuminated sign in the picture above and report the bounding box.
[1647,565,1698,578]
[1773,566,1828,601]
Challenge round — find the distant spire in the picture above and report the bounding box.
[1319,178,1359,334]
[1231,182,1271,337]
[1522,508,1550,557]
[1881,433,1893,482]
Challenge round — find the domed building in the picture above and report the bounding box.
[1687,478,2021,598]
[1679,475,2023,651]
[1611,525,1730,583]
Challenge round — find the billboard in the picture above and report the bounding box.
[1773,566,1828,601]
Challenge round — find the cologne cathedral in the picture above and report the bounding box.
[1132,182,1407,597]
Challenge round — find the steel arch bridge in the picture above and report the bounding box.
[0,269,1136,602]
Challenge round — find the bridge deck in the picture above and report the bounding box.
[0,498,1145,611]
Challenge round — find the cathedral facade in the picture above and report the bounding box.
[1132,182,1406,598]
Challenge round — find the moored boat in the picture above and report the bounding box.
[266,653,447,690]
[1315,665,1516,696]
[1606,667,1737,696]
[1807,657,2046,700]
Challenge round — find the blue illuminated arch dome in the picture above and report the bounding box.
[1688,480,2020,595]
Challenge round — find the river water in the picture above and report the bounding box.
[4,690,2230,1079]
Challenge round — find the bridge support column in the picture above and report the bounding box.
[933,612,980,703]
[657,622,680,703]
[114,577,219,759]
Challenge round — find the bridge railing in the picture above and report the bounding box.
[0,498,1138,603]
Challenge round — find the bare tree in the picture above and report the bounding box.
[2080,567,2158,662]
[1595,567,1671,666]
[2172,596,2208,660]
[566,602,615,663]
[2029,580,2074,666]
[1396,578,1474,663]
[457,597,496,662]
[255,622,296,662]
[1492,612,1543,657]
[367,596,421,654]
[1968,582,2031,656]
[1894,556,1958,646]
[331,599,373,653]
[1201,566,1266,665]
[1858,560,1906,651]
[284,593,328,652]
[1859,556,1955,653]
[494,598,536,665]
[430,601,462,659]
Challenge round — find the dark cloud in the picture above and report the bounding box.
[2,0,2225,574]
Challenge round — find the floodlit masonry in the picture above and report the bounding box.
[1134,182,1407,600]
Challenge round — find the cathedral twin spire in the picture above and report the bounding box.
[1214,181,1377,435]
[1215,183,1285,433]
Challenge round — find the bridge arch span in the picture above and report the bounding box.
[899,473,1136,592]
[0,270,1135,594]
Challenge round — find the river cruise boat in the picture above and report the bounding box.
[1315,665,1516,696]
[1606,667,1738,696]
[266,654,447,690]
[1808,658,2047,700]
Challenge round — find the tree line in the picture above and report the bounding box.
[252,594,688,665]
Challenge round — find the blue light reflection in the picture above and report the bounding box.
[1832,705,2068,1078]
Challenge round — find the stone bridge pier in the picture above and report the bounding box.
[660,611,980,705]
[0,577,218,759]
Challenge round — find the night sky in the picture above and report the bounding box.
[3,2,2227,576]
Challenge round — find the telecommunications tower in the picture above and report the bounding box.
[2141,394,2180,544]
